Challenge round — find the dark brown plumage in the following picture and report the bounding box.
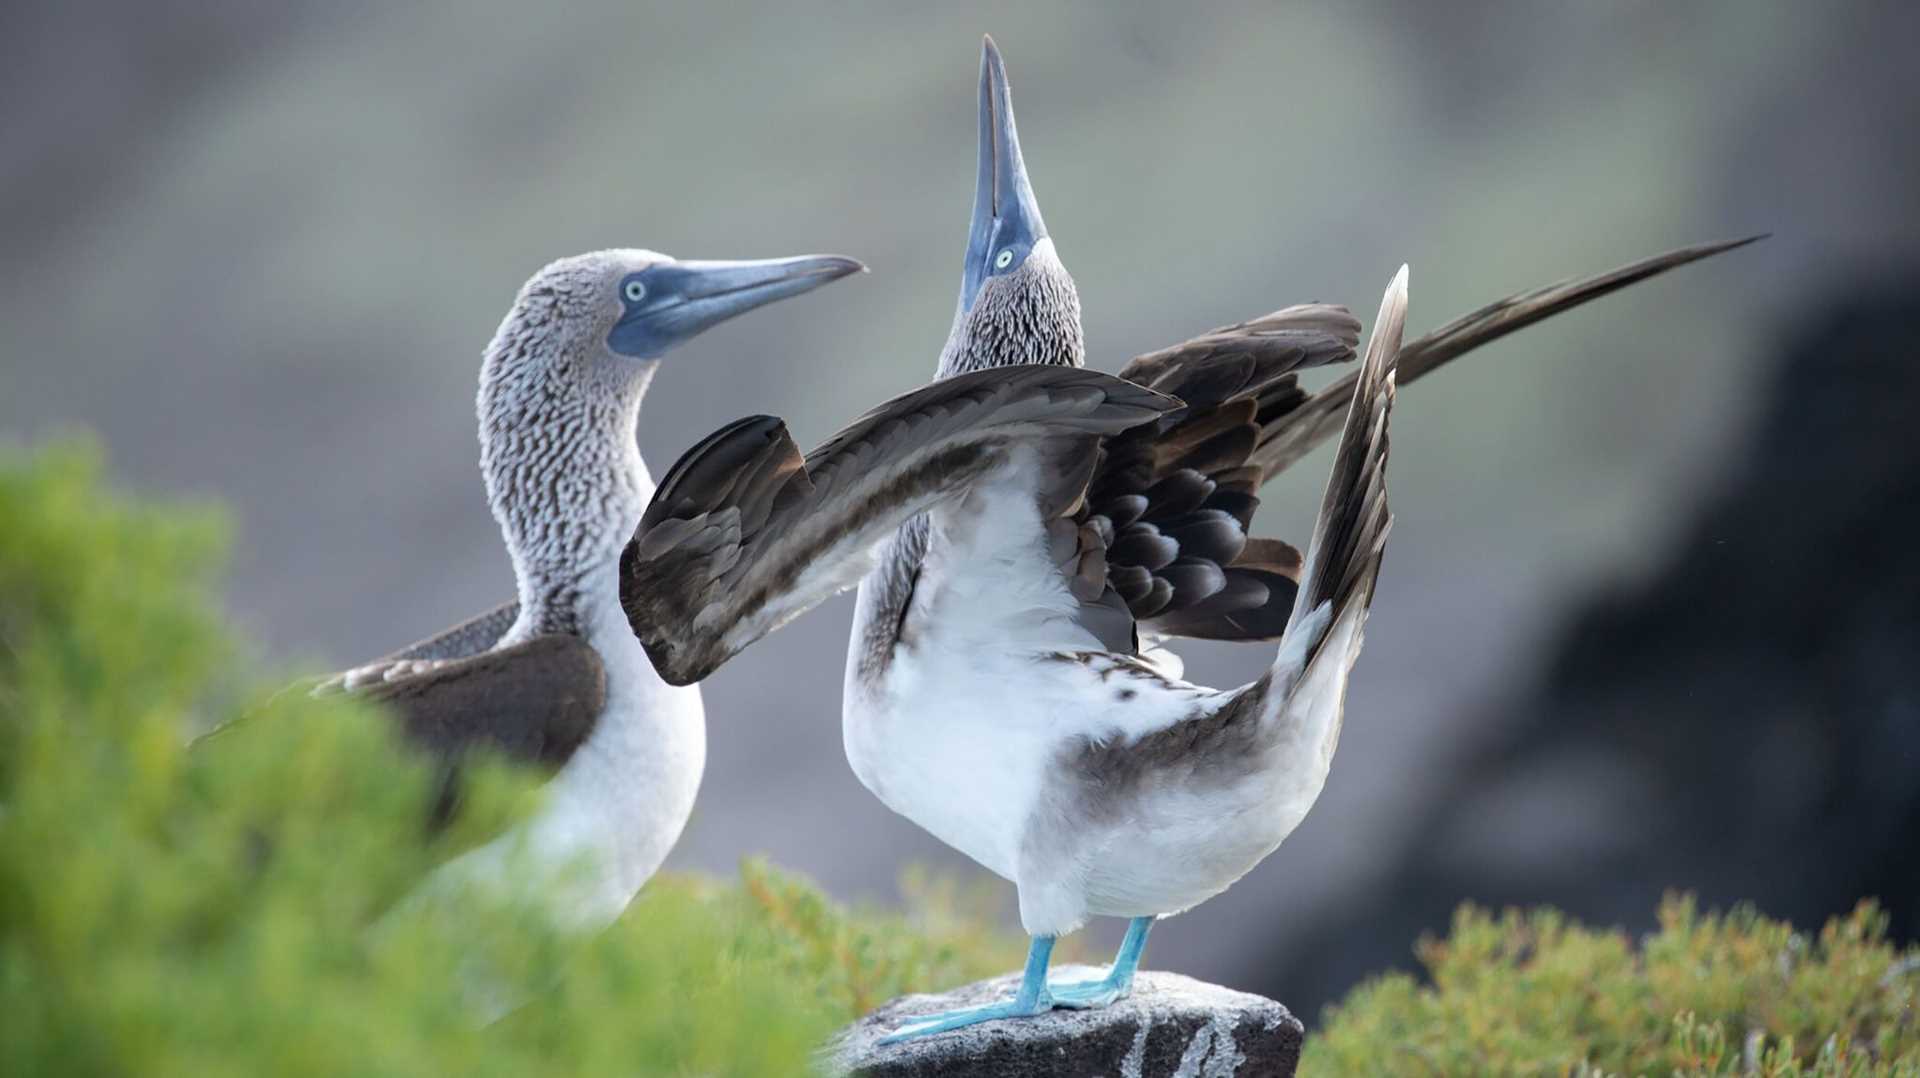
[1091,236,1763,642]
[357,634,606,769]
[1085,303,1355,641]
[306,601,606,778]
[622,365,1179,685]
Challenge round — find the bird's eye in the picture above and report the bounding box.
[623,280,647,302]
[994,248,1015,271]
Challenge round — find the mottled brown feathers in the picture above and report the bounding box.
[1087,304,1359,641]
[1248,236,1764,479]
[360,633,607,769]
[1100,237,1759,643]
[623,365,1179,686]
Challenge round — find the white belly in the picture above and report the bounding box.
[844,646,1060,882]
[839,468,1360,936]
[845,619,1349,935]
[530,633,705,930]
[426,585,706,935]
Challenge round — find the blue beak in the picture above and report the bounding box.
[611,254,864,358]
[960,35,1048,314]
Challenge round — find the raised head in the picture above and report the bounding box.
[938,37,1083,377]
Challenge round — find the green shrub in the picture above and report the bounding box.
[0,440,1020,1076]
[1308,895,1920,1076]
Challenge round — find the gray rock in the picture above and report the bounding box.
[828,965,1303,1077]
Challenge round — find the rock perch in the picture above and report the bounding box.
[829,966,1303,1077]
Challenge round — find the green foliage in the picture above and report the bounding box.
[738,859,1028,1018]
[0,439,1019,1076]
[1308,895,1920,1077]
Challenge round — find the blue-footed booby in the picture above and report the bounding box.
[623,264,1408,1039]
[885,38,1761,655]
[631,37,1759,1039]
[314,248,862,931]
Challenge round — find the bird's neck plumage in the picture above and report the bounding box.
[848,244,1086,697]
[467,329,704,932]
[934,244,1084,378]
[478,334,657,638]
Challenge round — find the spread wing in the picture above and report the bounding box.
[623,365,1179,685]
[1250,235,1765,478]
[1090,304,1359,641]
[1092,236,1762,642]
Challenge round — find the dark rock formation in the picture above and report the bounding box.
[831,966,1302,1077]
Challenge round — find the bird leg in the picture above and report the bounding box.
[879,935,1060,1042]
[1048,915,1153,1008]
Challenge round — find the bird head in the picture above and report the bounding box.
[493,248,864,372]
[476,248,862,604]
[942,36,1083,375]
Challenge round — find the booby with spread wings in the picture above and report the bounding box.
[874,37,1757,656]
[627,264,1407,1039]
[623,37,1757,1039]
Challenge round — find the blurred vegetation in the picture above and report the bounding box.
[0,439,1021,1076]
[1310,895,1920,1077]
[22,434,1916,1077]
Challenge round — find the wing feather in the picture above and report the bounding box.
[1094,237,1760,643]
[356,634,608,769]
[1084,306,1357,640]
[1249,235,1765,478]
[623,365,1179,685]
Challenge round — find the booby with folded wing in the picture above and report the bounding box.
[317,248,861,930]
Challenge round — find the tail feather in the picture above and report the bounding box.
[1280,264,1406,674]
[1249,236,1763,478]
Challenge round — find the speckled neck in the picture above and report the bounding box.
[935,240,1084,378]
[477,313,656,639]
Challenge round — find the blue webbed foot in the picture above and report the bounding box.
[1046,977,1127,1009]
[878,934,1060,1044]
[877,989,1058,1042]
[1046,915,1153,1010]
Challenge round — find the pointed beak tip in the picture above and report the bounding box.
[823,256,867,280]
[980,36,1009,85]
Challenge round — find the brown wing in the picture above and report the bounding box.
[1251,235,1766,477]
[1089,305,1359,641]
[316,600,523,691]
[622,365,1179,685]
[1096,236,1762,643]
[354,634,606,769]
[230,632,608,829]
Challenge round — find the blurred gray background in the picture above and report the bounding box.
[5,2,1917,1015]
